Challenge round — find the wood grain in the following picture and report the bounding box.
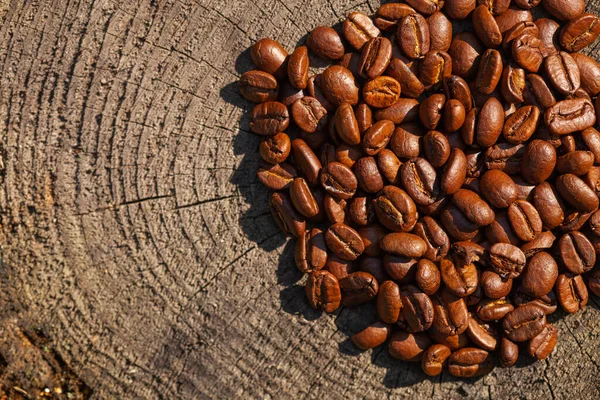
[0,0,600,398]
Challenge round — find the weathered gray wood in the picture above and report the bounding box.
[0,0,600,398]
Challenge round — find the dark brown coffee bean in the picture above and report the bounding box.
[441,205,480,241]
[449,33,483,79]
[542,0,585,22]
[375,99,420,124]
[421,344,451,377]
[359,37,392,79]
[295,228,327,273]
[256,160,296,190]
[481,270,512,299]
[260,132,291,164]
[325,254,355,280]
[389,331,432,362]
[291,139,322,185]
[532,182,566,230]
[582,128,600,164]
[290,177,319,218]
[448,348,493,378]
[307,26,345,60]
[420,94,446,130]
[306,75,334,112]
[560,14,600,52]
[440,257,478,297]
[353,103,373,135]
[354,157,384,194]
[401,285,435,332]
[291,97,327,133]
[270,192,306,237]
[321,66,360,107]
[495,6,533,34]
[363,120,394,156]
[513,0,540,9]
[508,200,543,242]
[378,150,402,185]
[391,124,422,159]
[398,13,431,59]
[441,148,467,195]
[523,74,556,111]
[363,76,402,108]
[521,139,556,185]
[476,97,504,147]
[343,11,381,51]
[239,70,279,103]
[502,21,539,54]
[375,3,416,32]
[545,52,581,96]
[381,233,427,258]
[425,12,451,52]
[305,270,341,313]
[503,304,546,342]
[279,81,305,108]
[335,103,361,146]
[499,338,518,367]
[339,271,379,306]
[383,255,418,283]
[500,63,525,103]
[377,280,402,324]
[480,170,517,209]
[251,38,288,80]
[351,321,392,350]
[250,101,290,135]
[517,251,558,300]
[424,130,451,168]
[357,225,384,257]
[489,243,526,279]
[404,0,442,15]
[514,290,558,315]
[527,324,558,360]
[557,151,595,176]
[466,314,499,351]
[359,257,389,284]
[557,173,600,213]
[512,34,543,73]
[373,185,418,232]
[420,51,453,89]
[415,259,441,295]
[475,49,503,95]
[432,289,469,336]
[572,54,600,96]
[503,105,540,144]
[413,217,450,262]
[325,223,364,261]
[559,231,596,274]
[287,46,309,89]
[320,162,357,200]
[452,189,495,227]
[385,58,425,99]
[478,0,510,15]
[545,98,596,136]
[444,75,473,111]
[473,5,502,48]
[452,241,485,265]
[443,100,466,133]
[556,273,588,313]
[401,158,439,206]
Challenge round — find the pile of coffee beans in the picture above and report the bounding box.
[239,0,600,378]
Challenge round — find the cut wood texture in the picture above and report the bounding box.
[0,0,600,398]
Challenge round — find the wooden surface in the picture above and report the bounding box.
[1,0,600,398]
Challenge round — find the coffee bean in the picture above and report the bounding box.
[556,173,600,213]
[391,125,424,160]
[440,257,478,297]
[375,99,420,124]
[445,0,477,19]
[321,66,360,107]
[476,97,504,147]
[514,290,558,315]
[489,242,526,279]
[420,51,453,89]
[325,223,364,261]
[257,160,297,190]
[398,13,431,59]
[432,289,469,336]
[424,130,451,168]
[503,304,546,342]
[452,189,495,227]
[476,297,514,321]
[323,194,346,224]
[363,120,394,156]
[389,331,432,362]
[485,210,522,246]
[260,132,291,164]
[363,76,402,108]
[481,270,512,299]
[359,37,393,79]
[520,231,556,258]
[556,273,588,313]
[587,269,600,297]
[343,11,381,51]
[443,99,466,133]
[413,259,441,295]
[448,348,494,378]
[559,231,596,274]
[524,74,556,110]
[496,6,533,35]
[386,58,425,99]
[239,70,279,103]
[560,14,600,52]
[503,105,540,144]
[290,177,319,218]
[518,251,558,299]
[401,158,439,206]
[295,228,328,273]
[420,94,446,130]
[440,148,467,195]
[250,101,290,135]
[325,254,355,280]
[572,54,600,96]
[508,200,543,242]
[354,157,384,194]
[545,98,596,136]
[270,192,306,237]
[339,271,379,306]
[500,63,525,103]
[287,46,309,89]
[545,52,581,96]
[502,22,539,54]
[473,5,502,48]
[521,140,557,184]
[528,324,558,360]
[480,170,517,209]
[251,38,288,80]
[513,0,540,9]
[466,314,499,351]
[352,321,392,350]
[421,344,451,376]
[291,97,328,133]
[441,204,480,241]
[307,26,345,60]
[373,185,418,232]
[377,280,402,323]
[378,149,402,184]
[499,337,519,367]
[401,285,435,332]
[557,151,595,176]
[444,75,473,111]
[374,3,416,32]
[381,233,427,258]
[542,0,585,22]
[512,34,544,73]
[291,138,322,185]
[427,11,452,51]
[305,270,342,312]
[383,254,418,282]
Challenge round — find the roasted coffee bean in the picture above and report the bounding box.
[441,204,480,241]
[363,120,394,156]
[307,74,335,111]
[556,174,600,213]
[445,0,477,19]
[359,225,386,257]
[291,97,328,133]
[440,257,478,297]
[452,189,495,227]
[532,182,566,230]
[356,103,374,134]
[495,6,533,35]
[348,195,376,226]
[557,151,595,177]
[257,160,297,190]
[450,32,483,79]
[466,314,498,351]
[476,97,504,147]
[291,138,322,185]
[535,18,560,54]
[377,280,402,323]
[333,104,360,146]
[375,99,420,124]
[405,0,443,15]
[524,74,556,111]
[250,101,290,135]
[521,140,557,184]
[480,170,517,209]
[386,58,425,99]
[513,0,539,9]
[559,231,596,274]
[572,54,600,96]
[521,231,556,257]
[374,3,416,32]
[389,331,432,362]
[428,12,452,51]
[499,337,519,367]
[391,124,422,159]
[321,65,360,107]
[587,269,600,297]
[270,192,306,237]
[335,143,362,168]
[251,38,288,80]
[452,241,485,265]
[343,11,381,51]
[528,324,558,360]
[545,52,581,96]
[502,22,539,54]
[448,348,494,378]
[280,81,305,107]
[401,285,435,332]
[239,70,279,103]
[419,94,446,130]
[481,270,512,299]
[420,51,453,89]
[489,242,526,279]
[413,217,450,262]
[432,289,469,336]
[307,26,345,60]
[359,37,393,79]
[503,304,546,342]
[305,270,342,312]
[295,228,328,273]
[545,98,596,136]
[512,34,543,73]
[542,0,585,22]
[288,46,309,89]
[441,148,467,195]
[465,150,485,179]
[508,200,543,242]
[383,255,418,282]
[378,149,402,185]
[381,233,427,258]
[359,257,389,283]
[443,99,466,133]
[444,75,473,111]
[398,13,430,59]
[325,223,365,260]
[423,130,451,168]
[519,251,558,299]
[500,63,525,103]
[351,321,392,350]
[326,254,355,280]
[401,158,439,206]
[373,186,418,232]
[503,105,540,145]
[479,0,510,16]
[556,273,588,313]
[421,344,451,376]
[485,210,521,245]
[473,5,502,48]
[415,259,441,295]
[582,127,600,163]
[363,76,402,108]
[476,297,514,321]
[560,14,600,52]
[323,195,346,224]
[339,271,379,306]
[290,178,319,218]
[260,132,291,164]
[514,290,558,315]
[475,49,503,95]
[354,157,384,194]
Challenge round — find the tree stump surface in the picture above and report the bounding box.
[1,0,600,398]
